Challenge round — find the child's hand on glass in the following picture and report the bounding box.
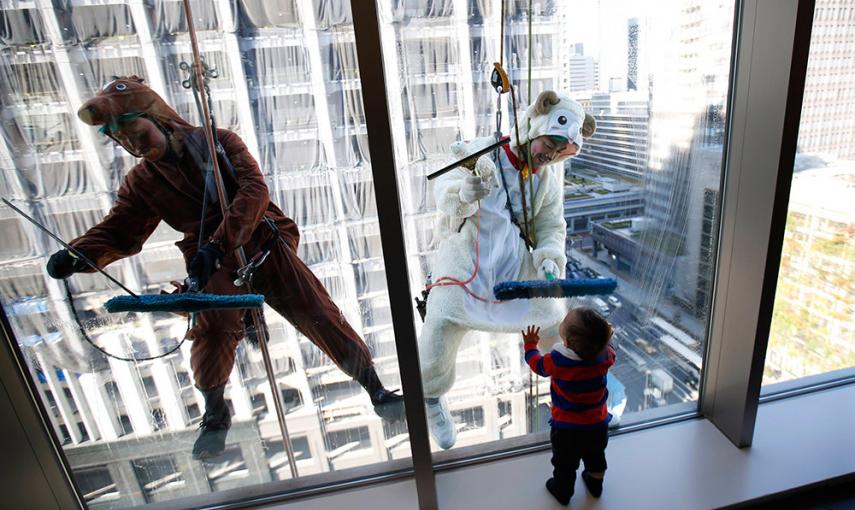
[522,325,541,344]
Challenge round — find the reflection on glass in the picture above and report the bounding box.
[763,0,855,386]
[0,1,410,508]
[378,0,734,451]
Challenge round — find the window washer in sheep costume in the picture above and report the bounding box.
[420,90,597,449]
[44,76,405,459]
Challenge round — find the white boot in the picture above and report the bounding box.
[425,396,457,449]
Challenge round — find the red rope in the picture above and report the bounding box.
[427,207,504,304]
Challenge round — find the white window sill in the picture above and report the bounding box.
[265,382,855,509]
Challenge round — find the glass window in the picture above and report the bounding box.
[0,1,411,508]
[379,1,734,455]
[762,1,855,388]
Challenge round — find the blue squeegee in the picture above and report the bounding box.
[105,293,264,313]
[494,277,617,301]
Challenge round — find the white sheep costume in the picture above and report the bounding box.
[419,90,590,399]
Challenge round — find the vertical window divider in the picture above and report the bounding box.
[350,3,438,510]
[0,303,83,509]
[701,0,815,447]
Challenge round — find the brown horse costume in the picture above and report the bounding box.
[59,77,402,457]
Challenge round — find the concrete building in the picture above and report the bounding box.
[764,162,855,382]
[568,42,599,93]
[796,0,855,160]
[630,0,732,316]
[572,90,650,180]
[627,17,639,91]
[563,175,644,251]
[670,146,722,318]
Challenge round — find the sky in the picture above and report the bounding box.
[562,0,683,93]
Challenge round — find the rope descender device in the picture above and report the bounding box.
[492,62,510,146]
[234,218,280,287]
[491,63,510,94]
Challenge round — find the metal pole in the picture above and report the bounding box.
[351,3,438,509]
[181,0,298,478]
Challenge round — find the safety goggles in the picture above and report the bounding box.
[98,112,147,158]
[98,111,146,136]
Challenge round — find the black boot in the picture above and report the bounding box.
[546,478,572,505]
[358,367,406,423]
[192,384,231,460]
[581,471,604,498]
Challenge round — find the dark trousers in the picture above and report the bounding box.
[550,427,609,497]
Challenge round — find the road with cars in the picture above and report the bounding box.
[566,252,704,414]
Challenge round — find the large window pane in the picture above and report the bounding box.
[378,0,734,455]
[0,1,411,508]
[762,1,855,388]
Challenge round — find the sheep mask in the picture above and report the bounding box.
[511,90,595,167]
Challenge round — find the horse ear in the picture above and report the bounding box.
[126,75,145,84]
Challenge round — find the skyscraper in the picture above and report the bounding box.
[630,1,732,318]
[795,0,855,160]
[568,42,600,93]
[765,163,855,381]
[627,17,639,91]
[572,91,650,180]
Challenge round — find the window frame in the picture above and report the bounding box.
[699,0,816,447]
[0,1,835,509]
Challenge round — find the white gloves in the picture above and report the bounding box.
[458,174,492,204]
[538,259,560,280]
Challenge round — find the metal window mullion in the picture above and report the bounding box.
[33,351,83,444]
[38,2,147,355]
[0,303,83,509]
[452,0,477,138]
[214,0,263,161]
[35,0,109,196]
[62,366,100,441]
[127,0,170,96]
[701,0,815,447]
[351,3,438,510]
[0,126,28,199]
[376,7,428,299]
[296,0,366,333]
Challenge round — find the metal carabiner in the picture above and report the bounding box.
[233,217,279,287]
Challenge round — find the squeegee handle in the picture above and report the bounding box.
[426,137,511,181]
[2,198,138,298]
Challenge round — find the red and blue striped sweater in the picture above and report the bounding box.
[524,341,616,429]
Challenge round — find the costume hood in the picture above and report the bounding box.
[77,75,193,133]
[511,90,589,166]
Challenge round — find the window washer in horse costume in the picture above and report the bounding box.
[45,76,404,459]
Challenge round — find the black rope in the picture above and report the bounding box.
[197,140,212,252]
[61,279,189,363]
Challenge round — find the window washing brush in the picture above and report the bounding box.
[493,273,617,301]
[104,292,264,314]
[0,199,266,315]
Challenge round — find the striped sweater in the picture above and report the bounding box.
[524,341,616,429]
